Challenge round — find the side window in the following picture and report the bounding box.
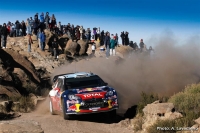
[57,78,64,91]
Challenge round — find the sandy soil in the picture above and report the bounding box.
[11,98,132,133]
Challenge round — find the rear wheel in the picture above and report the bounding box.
[62,99,70,120]
[49,98,56,115]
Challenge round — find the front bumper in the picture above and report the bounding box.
[66,107,118,115]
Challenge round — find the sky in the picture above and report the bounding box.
[0,0,199,47]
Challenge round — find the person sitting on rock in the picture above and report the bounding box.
[52,38,59,59]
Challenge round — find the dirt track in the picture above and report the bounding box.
[13,98,132,133]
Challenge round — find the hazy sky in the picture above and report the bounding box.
[0,0,199,47]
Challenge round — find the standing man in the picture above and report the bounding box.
[115,33,119,47]
[139,39,145,52]
[100,30,104,46]
[104,32,111,59]
[120,31,125,45]
[40,31,46,51]
[45,12,50,29]
[1,23,8,48]
[52,38,59,59]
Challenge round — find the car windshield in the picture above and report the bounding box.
[65,76,106,89]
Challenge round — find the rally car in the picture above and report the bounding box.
[49,72,119,120]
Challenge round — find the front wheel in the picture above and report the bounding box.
[62,99,70,120]
[108,110,116,120]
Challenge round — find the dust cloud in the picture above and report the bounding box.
[52,32,200,113]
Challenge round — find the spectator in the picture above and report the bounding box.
[91,41,96,56]
[29,17,34,34]
[139,39,145,52]
[97,27,100,40]
[39,12,45,31]
[27,33,33,52]
[93,27,97,40]
[15,20,20,37]
[10,23,16,37]
[1,23,8,48]
[34,13,39,24]
[104,32,110,59]
[26,18,31,35]
[70,25,75,41]
[86,28,91,42]
[50,14,56,31]
[33,20,38,35]
[40,31,46,51]
[120,31,125,45]
[45,12,50,29]
[125,31,129,45]
[100,30,104,46]
[110,36,117,56]
[21,21,26,36]
[52,38,59,59]
[79,26,83,40]
[115,33,119,47]
[37,29,41,48]
[76,26,80,41]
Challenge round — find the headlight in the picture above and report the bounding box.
[68,94,81,100]
[106,91,113,96]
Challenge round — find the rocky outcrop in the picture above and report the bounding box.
[64,40,78,56]
[77,40,89,55]
[0,120,44,133]
[0,49,40,83]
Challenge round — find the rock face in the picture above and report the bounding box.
[0,49,40,83]
[77,40,89,55]
[65,39,78,56]
[0,120,44,133]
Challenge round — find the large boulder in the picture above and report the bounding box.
[0,49,40,83]
[142,101,174,116]
[0,85,21,97]
[64,40,78,56]
[77,40,89,55]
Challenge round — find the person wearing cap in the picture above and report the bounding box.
[110,36,117,56]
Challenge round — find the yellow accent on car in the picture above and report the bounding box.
[108,100,112,108]
[75,104,81,112]
[86,88,93,91]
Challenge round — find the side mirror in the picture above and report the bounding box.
[104,83,108,86]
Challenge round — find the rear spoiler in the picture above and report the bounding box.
[52,73,74,82]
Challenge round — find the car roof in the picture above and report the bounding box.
[58,72,96,79]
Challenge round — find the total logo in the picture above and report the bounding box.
[83,93,103,98]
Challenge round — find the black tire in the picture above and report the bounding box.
[108,109,116,120]
[62,99,70,120]
[49,98,56,115]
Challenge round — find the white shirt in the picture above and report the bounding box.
[92,45,95,50]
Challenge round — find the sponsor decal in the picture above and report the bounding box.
[108,95,117,100]
[77,88,103,93]
[67,105,76,111]
[89,107,100,111]
[75,104,81,112]
[108,100,112,108]
[83,93,103,98]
